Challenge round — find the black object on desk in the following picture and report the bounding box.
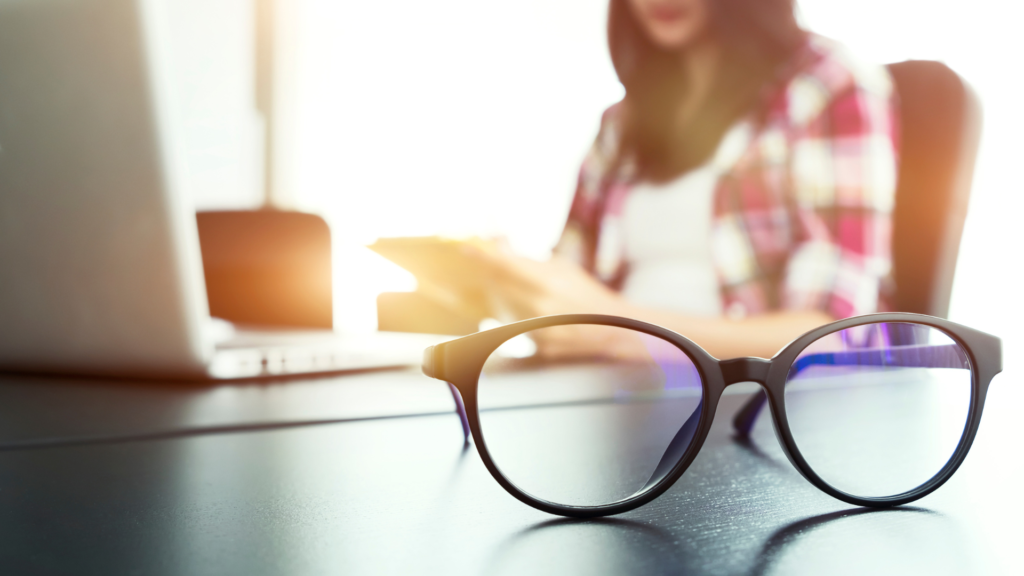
[887,61,981,318]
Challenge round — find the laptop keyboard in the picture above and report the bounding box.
[210,329,450,379]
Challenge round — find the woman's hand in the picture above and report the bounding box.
[469,249,629,320]
[527,322,655,362]
[464,248,647,360]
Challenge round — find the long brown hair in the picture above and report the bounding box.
[608,0,805,181]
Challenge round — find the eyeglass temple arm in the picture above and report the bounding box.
[448,382,471,445]
[732,344,969,436]
[639,399,703,493]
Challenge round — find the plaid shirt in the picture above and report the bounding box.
[556,36,898,320]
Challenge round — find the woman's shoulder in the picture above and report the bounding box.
[772,34,895,126]
[579,101,627,182]
[594,101,625,152]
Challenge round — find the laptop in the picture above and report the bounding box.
[0,0,444,380]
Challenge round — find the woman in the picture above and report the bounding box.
[472,0,897,359]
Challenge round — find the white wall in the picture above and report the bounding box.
[165,0,264,210]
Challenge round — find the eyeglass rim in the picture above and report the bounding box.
[422,312,1002,518]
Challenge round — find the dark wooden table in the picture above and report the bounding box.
[0,363,1018,575]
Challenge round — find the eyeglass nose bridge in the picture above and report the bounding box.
[719,357,772,386]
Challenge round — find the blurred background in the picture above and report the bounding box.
[179,0,1024,365]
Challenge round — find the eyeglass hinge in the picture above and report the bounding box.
[422,345,441,379]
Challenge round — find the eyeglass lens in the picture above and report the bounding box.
[477,324,704,507]
[783,322,973,498]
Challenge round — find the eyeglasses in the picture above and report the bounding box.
[421,313,1002,518]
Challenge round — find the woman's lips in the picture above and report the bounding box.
[648,6,690,23]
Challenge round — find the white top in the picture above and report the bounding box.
[619,123,751,317]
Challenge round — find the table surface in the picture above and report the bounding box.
[0,363,1019,576]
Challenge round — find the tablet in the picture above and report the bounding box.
[368,236,497,289]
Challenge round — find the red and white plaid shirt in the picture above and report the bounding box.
[556,36,898,320]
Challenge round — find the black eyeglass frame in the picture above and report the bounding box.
[422,312,1002,518]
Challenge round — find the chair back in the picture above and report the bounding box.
[887,61,982,318]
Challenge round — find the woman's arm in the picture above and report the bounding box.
[474,251,832,359]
